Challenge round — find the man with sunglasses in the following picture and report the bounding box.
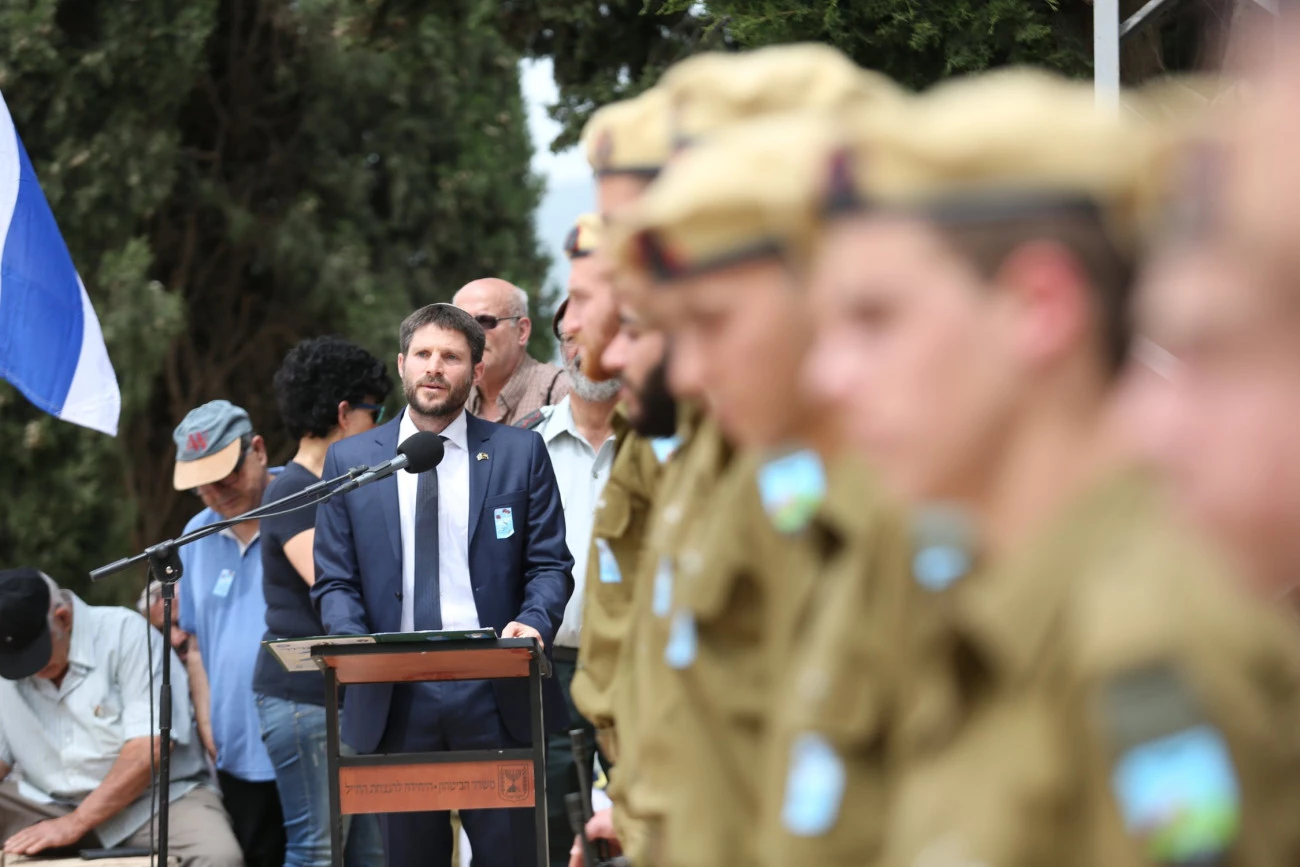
[453,277,571,426]
[172,399,286,867]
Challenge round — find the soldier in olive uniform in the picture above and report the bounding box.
[565,87,679,865]
[604,47,910,867]
[803,69,1300,867]
[1126,51,1300,605]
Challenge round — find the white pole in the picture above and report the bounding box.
[1095,0,1121,113]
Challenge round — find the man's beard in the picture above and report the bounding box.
[630,358,677,439]
[404,372,473,420]
[565,353,622,403]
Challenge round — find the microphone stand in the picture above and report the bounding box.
[89,463,369,867]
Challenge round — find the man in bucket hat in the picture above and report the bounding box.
[173,400,286,867]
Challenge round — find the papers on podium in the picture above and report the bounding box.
[264,629,498,672]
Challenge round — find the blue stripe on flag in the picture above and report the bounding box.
[0,131,84,414]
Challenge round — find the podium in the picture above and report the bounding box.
[311,636,551,867]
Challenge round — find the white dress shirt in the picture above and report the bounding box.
[397,407,479,632]
[537,397,617,649]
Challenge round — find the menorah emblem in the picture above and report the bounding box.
[497,764,531,802]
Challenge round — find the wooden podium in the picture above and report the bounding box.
[312,636,551,867]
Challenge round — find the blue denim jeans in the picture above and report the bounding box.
[256,694,385,867]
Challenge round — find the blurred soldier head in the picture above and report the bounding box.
[556,218,622,405]
[608,48,901,451]
[661,42,896,148]
[559,213,618,399]
[1127,41,1300,595]
[803,70,1163,514]
[578,90,673,382]
[613,112,844,450]
[599,304,677,439]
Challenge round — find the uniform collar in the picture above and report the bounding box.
[400,406,469,453]
[816,453,883,547]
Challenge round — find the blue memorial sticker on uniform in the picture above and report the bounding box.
[1111,724,1241,863]
[912,544,970,592]
[212,568,235,598]
[596,539,621,584]
[758,450,827,534]
[653,557,673,618]
[493,507,515,540]
[782,732,846,836]
[650,436,681,464]
[664,611,697,669]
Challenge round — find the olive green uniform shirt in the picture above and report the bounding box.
[570,422,663,743]
[758,458,914,867]
[610,412,725,860]
[882,469,1300,867]
[575,405,699,856]
[653,448,878,867]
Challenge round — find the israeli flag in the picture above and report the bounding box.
[0,91,120,436]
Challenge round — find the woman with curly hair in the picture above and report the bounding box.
[253,336,392,867]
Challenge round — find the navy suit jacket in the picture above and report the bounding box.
[311,412,574,752]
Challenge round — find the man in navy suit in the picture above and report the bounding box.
[312,303,574,867]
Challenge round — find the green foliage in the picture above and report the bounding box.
[673,0,1093,90]
[1,0,548,602]
[499,0,721,151]
[507,0,1209,149]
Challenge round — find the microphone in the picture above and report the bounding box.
[326,431,446,499]
[397,431,446,474]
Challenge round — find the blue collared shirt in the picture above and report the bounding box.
[179,487,279,782]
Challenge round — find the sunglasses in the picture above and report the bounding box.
[474,314,522,331]
[352,402,388,424]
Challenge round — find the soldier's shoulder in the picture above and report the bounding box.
[1063,493,1300,687]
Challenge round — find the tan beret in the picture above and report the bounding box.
[822,68,1168,248]
[563,212,603,260]
[660,43,901,146]
[581,88,672,178]
[611,111,841,284]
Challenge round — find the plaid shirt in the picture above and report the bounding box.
[468,353,571,426]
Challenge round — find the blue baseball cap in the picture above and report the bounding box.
[172,400,253,490]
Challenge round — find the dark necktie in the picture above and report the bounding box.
[412,436,447,631]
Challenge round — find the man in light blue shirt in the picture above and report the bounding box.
[174,399,284,867]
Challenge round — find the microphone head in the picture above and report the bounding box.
[397,431,446,473]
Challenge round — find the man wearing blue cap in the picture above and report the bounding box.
[0,568,241,866]
[173,400,285,867]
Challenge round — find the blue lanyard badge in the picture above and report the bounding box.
[1111,724,1240,863]
[664,610,697,669]
[212,569,236,598]
[758,450,827,534]
[494,507,515,540]
[652,558,674,618]
[650,436,682,464]
[596,539,621,584]
[782,732,846,836]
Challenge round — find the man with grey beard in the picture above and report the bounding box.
[519,289,621,866]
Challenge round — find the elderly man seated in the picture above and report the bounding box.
[0,568,242,867]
